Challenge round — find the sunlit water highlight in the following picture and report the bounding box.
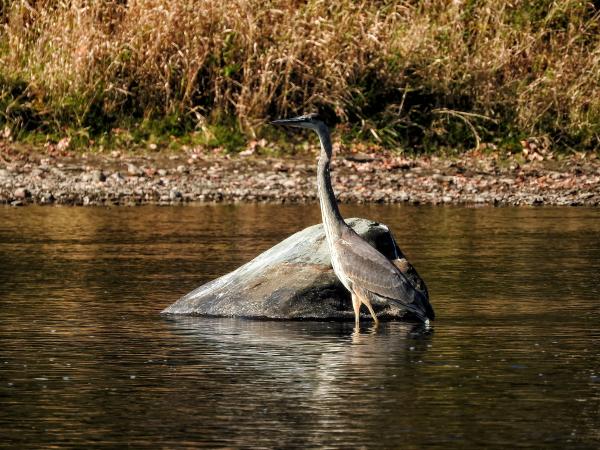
[1,205,599,448]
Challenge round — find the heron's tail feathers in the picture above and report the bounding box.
[368,289,435,323]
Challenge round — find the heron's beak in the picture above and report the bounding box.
[271,116,311,129]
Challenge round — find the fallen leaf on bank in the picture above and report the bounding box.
[57,137,71,152]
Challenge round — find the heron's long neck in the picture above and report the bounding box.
[316,130,346,240]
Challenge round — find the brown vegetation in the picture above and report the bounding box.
[1,0,599,151]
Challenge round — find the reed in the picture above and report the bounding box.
[1,0,598,152]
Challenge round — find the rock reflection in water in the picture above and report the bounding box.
[163,317,432,447]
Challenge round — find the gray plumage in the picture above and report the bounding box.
[272,114,434,324]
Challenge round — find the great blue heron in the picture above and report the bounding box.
[272,114,434,325]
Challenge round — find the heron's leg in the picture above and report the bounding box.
[351,292,361,325]
[361,296,379,325]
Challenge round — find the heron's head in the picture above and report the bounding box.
[271,113,326,132]
[271,113,332,157]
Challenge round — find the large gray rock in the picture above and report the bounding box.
[162,218,429,321]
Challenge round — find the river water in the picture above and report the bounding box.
[1,205,599,449]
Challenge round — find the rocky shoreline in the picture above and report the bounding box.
[1,146,599,207]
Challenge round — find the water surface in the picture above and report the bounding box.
[1,205,599,448]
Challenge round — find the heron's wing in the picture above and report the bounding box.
[333,228,415,300]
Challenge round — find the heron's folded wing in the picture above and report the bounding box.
[333,232,414,300]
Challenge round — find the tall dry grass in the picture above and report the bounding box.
[1,0,599,150]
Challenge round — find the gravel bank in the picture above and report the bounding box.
[1,149,599,207]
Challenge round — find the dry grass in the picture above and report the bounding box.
[1,0,599,151]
